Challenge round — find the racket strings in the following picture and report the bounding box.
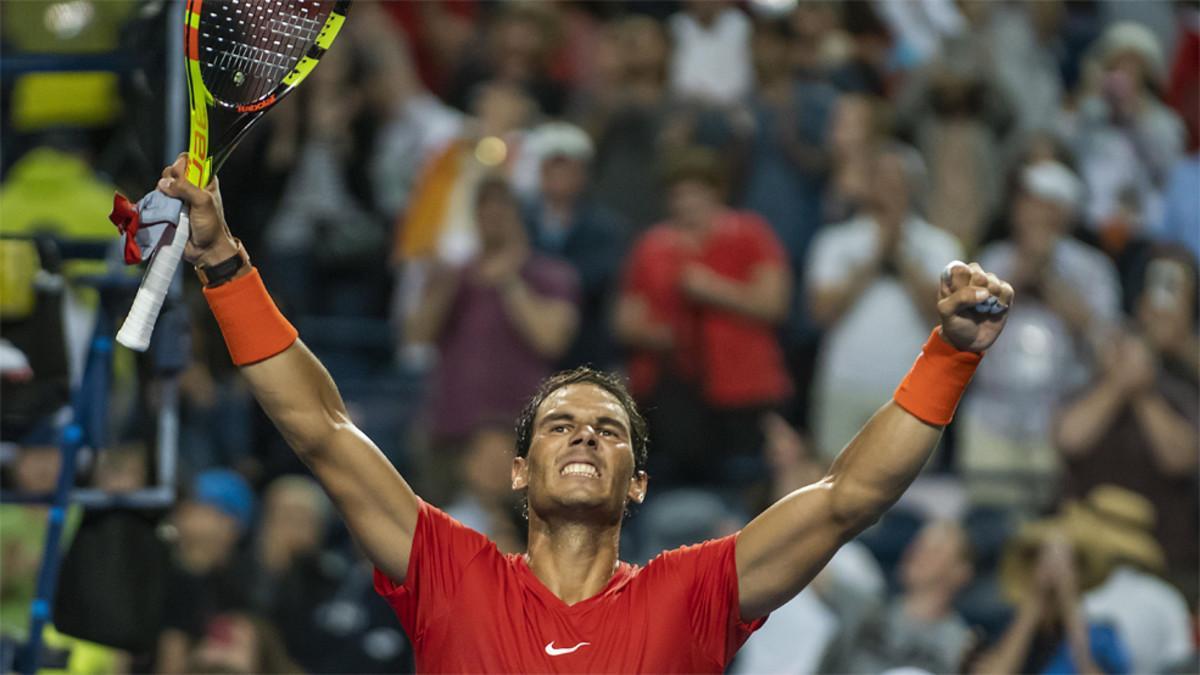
[198,0,332,106]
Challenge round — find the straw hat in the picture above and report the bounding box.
[1000,484,1164,604]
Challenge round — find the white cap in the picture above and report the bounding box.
[1099,21,1165,84]
[1022,160,1082,214]
[527,122,594,164]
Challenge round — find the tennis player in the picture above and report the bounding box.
[158,153,1013,672]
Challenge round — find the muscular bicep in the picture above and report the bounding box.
[736,403,942,621]
[734,481,847,621]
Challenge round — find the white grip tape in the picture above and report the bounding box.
[116,208,191,351]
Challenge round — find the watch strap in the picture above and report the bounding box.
[195,240,249,287]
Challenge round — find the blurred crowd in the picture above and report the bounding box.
[1,0,1198,673]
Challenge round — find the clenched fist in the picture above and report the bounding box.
[938,261,1014,352]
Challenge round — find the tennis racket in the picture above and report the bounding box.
[117,0,351,351]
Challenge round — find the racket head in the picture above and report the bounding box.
[184,0,350,177]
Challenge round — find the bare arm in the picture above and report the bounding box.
[159,155,419,584]
[241,341,419,582]
[736,261,1013,620]
[736,401,940,619]
[1132,391,1199,477]
[498,276,579,361]
[681,263,790,324]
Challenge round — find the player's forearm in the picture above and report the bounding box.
[499,278,578,360]
[1132,392,1199,477]
[1053,376,1127,456]
[824,401,941,531]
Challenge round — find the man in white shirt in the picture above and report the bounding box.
[961,161,1121,511]
[807,143,964,459]
[668,2,753,105]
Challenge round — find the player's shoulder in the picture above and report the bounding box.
[642,534,740,577]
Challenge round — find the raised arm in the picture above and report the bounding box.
[736,261,1013,620]
[160,156,419,584]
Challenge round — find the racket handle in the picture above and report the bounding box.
[116,208,191,352]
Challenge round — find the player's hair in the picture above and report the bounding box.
[514,367,649,474]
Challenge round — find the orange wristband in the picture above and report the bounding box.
[203,268,298,366]
[893,327,983,426]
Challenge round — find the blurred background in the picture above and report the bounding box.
[0,0,1197,673]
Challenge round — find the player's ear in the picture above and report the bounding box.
[512,456,529,491]
[627,470,648,504]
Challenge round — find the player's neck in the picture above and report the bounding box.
[524,518,622,606]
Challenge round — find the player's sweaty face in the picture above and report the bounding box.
[517,384,643,520]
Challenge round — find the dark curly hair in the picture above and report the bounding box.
[514,367,648,474]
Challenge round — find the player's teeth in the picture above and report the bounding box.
[561,463,598,477]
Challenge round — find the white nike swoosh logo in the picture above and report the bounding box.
[544,641,590,656]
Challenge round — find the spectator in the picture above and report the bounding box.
[823,520,976,674]
[523,122,630,370]
[0,435,66,640]
[1064,22,1185,241]
[406,177,580,502]
[959,160,1120,512]
[615,147,791,487]
[823,93,891,224]
[1157,57,1199,260]
[270,548,415,674]
[896,44,1013,252]
[828,2,893,97]
[733,413,886,675]
[158,470,256,674]
[667,2,753,105]
[807,142,963,460]
[250,475,332,613]
[260,42,389,320]
[737,17,839,419]
[390,78,537,270]
[1072,486,1194,674]
[444,424,524,554]
[580,15,675,230]
[186,611,301,674]
[985,0,1068,135]
[974,517,1131,674]
[446,4,566,117]
[391,79,539,375]
[1055,246,1199,601]
[786,1,850,80]
[255,477,415,673]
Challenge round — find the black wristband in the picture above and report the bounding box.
[195,240,249,287]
